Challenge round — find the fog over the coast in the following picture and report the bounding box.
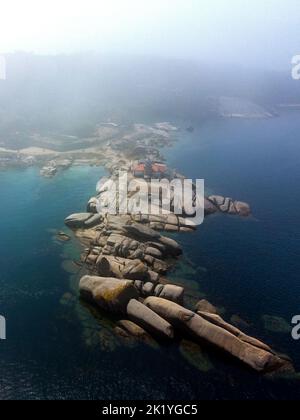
[0,0,300,70]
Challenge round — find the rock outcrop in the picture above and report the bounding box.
[96,256,149,280]
[79,275,139,314]
[63,125,292,375]
[208,196,251,217]
[40,162,57,178]
[133,280,184,304]
[65,213,99,229]
[195,299,218,314]
[127,299,174,340]
[144,297,290,373]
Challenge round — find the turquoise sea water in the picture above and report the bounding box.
[0,112,300,399]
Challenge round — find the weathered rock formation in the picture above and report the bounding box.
[79,275,138,314]
[144,297,291,373]
[195,299,218,314]
[78,271,292,373]
[208,195,251,217]
[63,133,292,375]
[127,299,174,340]
[40,162,57,178]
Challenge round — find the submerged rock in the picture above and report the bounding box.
[195,300,218,314]
[262,315,291,334]
[230,315,251,329]
[56,231,71,242]
[117,320,152,342]
[180,340,213,372]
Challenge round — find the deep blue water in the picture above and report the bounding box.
[167,112,300,372]
[0,112,300,400]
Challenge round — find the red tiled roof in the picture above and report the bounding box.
[133,162,167,173]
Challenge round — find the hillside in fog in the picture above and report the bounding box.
[0,52,299,149]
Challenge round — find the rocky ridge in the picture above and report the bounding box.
[64,122,293,375]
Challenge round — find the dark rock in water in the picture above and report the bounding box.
[195,299,218,314]
[186,126,195,133]
[230,315,251,329]
[262,315,291,334]
[56,231,71,242]
[117,320,151,340]
[127,299,174,339]
[180,339,213,372]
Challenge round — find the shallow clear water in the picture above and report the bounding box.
[0,113,300,399]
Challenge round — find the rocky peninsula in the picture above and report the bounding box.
[64,121,294,375]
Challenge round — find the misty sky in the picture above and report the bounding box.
[1,0,300,70]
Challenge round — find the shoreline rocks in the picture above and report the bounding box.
[195,300,218,315]
[79,275,139,314]
[62,121,293,376]
[127,299,174,340]
[144,297,292,373]
[208,196,251,217]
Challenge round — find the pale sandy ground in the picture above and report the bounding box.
[0,147,17,153]
[19,147,58,156]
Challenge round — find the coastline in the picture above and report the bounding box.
[1,111,300,398]
[62,120,293,375]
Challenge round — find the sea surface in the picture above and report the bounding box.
[0,112,300,400]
